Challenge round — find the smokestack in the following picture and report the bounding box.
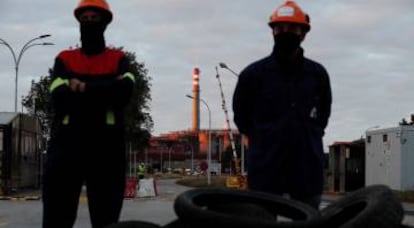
[192,67,200,132]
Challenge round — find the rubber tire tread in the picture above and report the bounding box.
[174,188,322,228]
[320,185,404,228]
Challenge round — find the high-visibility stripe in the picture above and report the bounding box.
[106,111,115,125]
[50,77,69,93]
[123,72,135,83]
[62,115,70,125]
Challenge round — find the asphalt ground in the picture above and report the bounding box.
[1,179,414,227]
[0,179,189,227]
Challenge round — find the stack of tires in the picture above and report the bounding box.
[106,185,412,228]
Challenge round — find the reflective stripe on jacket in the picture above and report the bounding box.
[49,48,135,131]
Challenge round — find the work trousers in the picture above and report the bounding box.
[42,129,126,228]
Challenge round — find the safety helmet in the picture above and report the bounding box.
[74,0,113,24]
[268,1,310,31]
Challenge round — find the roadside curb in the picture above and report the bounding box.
[0,195,41,201]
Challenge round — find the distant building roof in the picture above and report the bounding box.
[0,112,18,125]
[366,125,414,135]
[331,141,351,146]
[330,139,365,147]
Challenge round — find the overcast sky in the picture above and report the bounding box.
[1,0,413,150]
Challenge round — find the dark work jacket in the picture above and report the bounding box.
[232,48,332,197]
[49,48,135,149]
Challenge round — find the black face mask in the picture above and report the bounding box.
[80,22,106,55]
[273,32,301,59]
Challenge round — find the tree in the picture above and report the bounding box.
[23,75,54,137]
[122,50,153,151]
[22,48,153,151]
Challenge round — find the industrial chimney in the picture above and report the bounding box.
[192,67,200,132]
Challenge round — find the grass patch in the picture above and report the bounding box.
[152,172,183,179]
[176,176,227,188]
[394,190,414,203]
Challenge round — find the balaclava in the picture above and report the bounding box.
[80,21,107,55]
[273,32,301,61]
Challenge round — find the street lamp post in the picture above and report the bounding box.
[186,94,212,185]
[160,149,163,173]
[169,147,172,172]
[0,34,53,112]
[167,142,173,173]
[219,62,239,78]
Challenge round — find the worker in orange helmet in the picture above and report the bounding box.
[233,1,332,209]
[42,0,136,227]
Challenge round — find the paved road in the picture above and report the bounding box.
[0,179,191,228]
[1,179,414,227]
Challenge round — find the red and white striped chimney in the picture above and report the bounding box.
[192,67,200,132]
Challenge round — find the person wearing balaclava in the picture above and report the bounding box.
[43,1,136,227]
[233,1,332,209]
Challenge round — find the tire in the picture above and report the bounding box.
[319,185,404,228]
[174,188,322,228]
[163,219,188,228]
[104,221,161,228]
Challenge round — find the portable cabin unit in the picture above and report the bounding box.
[0,112,44,195]
[365,125,414,190]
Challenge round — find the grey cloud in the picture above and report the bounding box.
[1,0,414,150]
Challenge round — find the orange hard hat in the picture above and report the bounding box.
[268,1,310,31]
[74,0,113,24]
